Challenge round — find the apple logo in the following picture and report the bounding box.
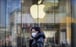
[30,0,45,19]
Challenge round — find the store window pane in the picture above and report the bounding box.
[0,0,72,47]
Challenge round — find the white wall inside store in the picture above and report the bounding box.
[44,31,56,38]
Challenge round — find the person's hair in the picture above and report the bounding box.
[31,26,41,33]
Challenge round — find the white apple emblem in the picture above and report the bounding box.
[30,3,45,18]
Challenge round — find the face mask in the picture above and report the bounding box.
[32,32,37,37]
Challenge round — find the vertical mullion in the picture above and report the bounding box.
[70,0,72,47]
[71,0,75,46]
[0,0,1,47]
[5,0,7,46]
[54,0,56,44]
[69,0,72,46]
[21,0,22,47]
[14,0,17,47]
[16,2,18,47]
[0,1,1,47]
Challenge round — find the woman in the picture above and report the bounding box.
[30,27,45,47]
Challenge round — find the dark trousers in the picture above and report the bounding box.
[29,39,33,47]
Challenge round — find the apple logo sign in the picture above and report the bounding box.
[30,0,45,18]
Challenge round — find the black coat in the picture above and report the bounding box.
[31,32,45,47]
